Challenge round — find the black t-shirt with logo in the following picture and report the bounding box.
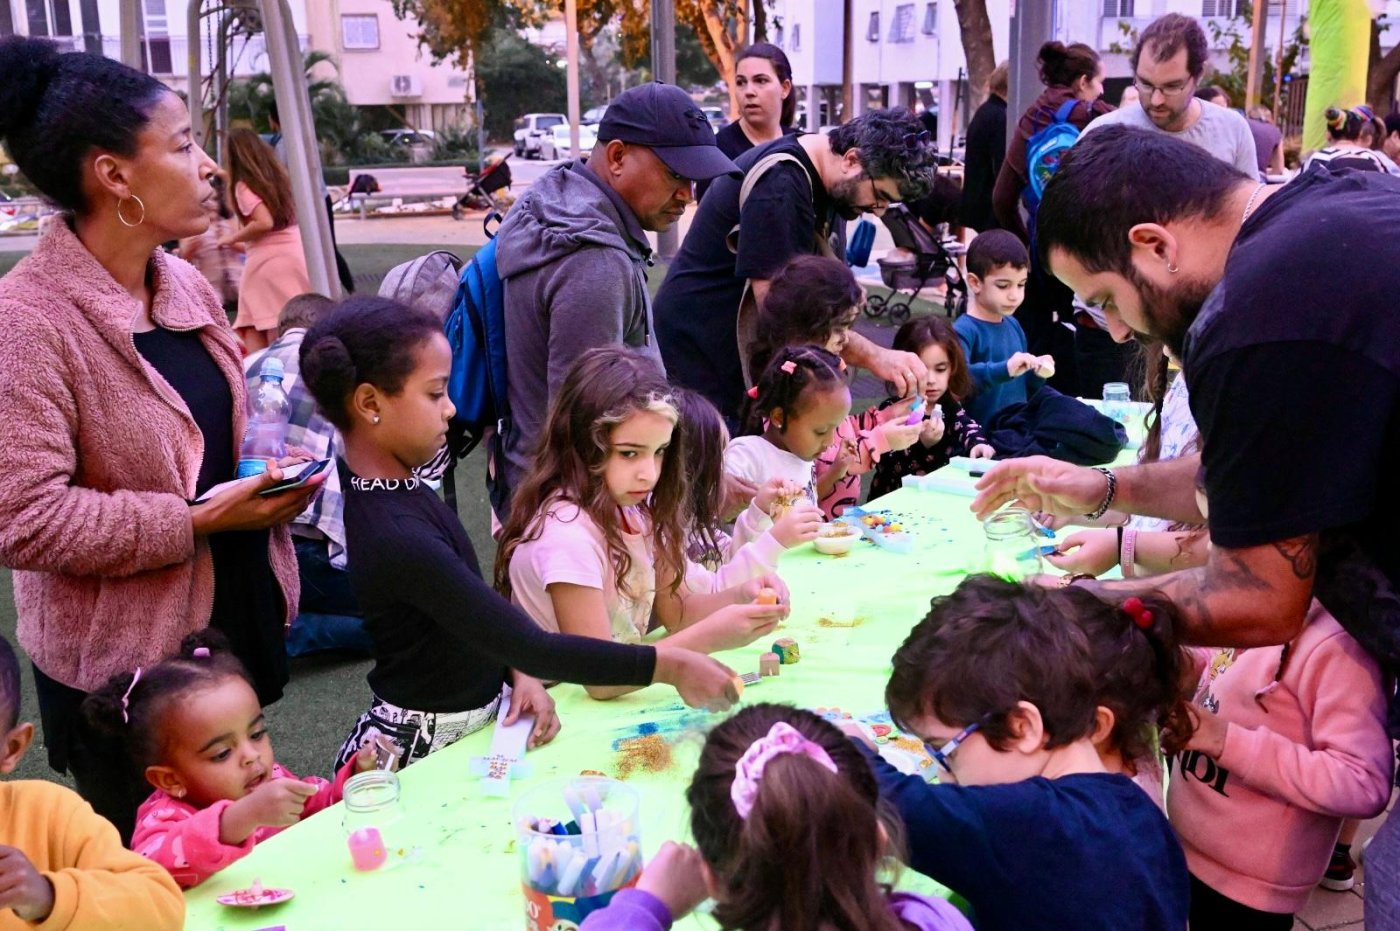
[654,134,831,423]
[1183,164,1400,725]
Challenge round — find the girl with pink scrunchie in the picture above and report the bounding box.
[581,704,972,931]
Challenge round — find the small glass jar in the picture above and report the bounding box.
[983,508,1043,580]
[1102,382,1132,426]
[342,770,406,865]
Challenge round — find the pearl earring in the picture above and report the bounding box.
[372,415,381,424]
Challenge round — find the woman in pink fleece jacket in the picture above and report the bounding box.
[0,38,319,840]
[1168,601,1393,929]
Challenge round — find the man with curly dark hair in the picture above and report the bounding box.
[655,108,941,429]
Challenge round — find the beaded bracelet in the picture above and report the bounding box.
[1085,467,1117,521]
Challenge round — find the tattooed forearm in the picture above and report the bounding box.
[1272,534,1318,580]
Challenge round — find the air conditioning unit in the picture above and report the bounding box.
[390,74,422,98]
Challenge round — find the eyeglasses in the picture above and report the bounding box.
[923,721,981,777]
[856,177,898,215]
[1133,76,1193,100]
[903,129,932,147]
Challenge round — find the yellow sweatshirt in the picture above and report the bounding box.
[0,780,183,931]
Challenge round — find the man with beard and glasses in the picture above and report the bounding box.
[970,124,1400,925]
[653,108,940,430]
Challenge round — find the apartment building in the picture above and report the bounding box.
[1,0,469,131]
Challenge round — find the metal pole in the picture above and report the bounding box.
[651,0,678,260]
[841,0,854,123]
[1245,0,1267,109]
[188,0,204,149]
[1272,1,1289,121]
[119,0,143,70]
[1007,0,1055,147]
[565,0,581,155]
[259,0,339,298]
[213,13,230,163]
[77,0,101,54]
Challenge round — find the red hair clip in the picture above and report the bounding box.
[780,360,797,374]
[1122,597,1154,630]
[746,386,759,399]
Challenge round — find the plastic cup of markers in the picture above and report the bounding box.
[514,777,641,931]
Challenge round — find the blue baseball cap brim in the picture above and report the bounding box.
[652,144,742,182]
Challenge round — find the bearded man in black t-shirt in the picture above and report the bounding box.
[654,108,941,427]
[968,124,1400,922]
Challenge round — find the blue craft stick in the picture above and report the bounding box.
[549,821,569,837]
[1018,545,1059,560]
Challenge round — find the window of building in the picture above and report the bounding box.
[1202,0,1242,17]
[922,3,937,35]
[774,24,784,47]
[1102,0,1135,15]
[889,4,916,43]
[24,0,73,37]
[342,14,380,50]
[792,23,801,51]
[141,0,171,74]
[866,11,879,42]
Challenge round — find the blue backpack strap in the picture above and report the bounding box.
[1053,99,1080,124]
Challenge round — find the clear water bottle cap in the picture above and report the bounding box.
[260,357,285,382]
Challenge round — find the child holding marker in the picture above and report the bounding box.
[870,316,997,499]
[581,704,974,931]
[746,256,923,517]
[869,575,1192,930]
[672,388,822,590]
[495,349,789,698]
[299,298,743,771]
[0,633,184,929]
[954,230,1053,427]
[82,632,377,888]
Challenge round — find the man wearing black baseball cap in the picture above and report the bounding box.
[491,83,739,519]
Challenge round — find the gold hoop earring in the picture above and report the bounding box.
[116,194,146,228]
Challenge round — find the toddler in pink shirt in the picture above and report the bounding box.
[83,632,375,887]
[1168,601,1392,926]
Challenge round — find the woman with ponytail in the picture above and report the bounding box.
[582,703,972,931]
[0,36,313,840]
[1303,104,1400,175]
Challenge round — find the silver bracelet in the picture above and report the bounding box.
[1085,467,1117,521]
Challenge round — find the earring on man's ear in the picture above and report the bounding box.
[371,414,381,424]
[1166,261,1179,274]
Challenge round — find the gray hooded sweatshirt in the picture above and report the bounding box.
[494,161,664,512]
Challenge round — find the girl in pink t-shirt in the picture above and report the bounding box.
[495,348,790,699]
[83,631,376,888]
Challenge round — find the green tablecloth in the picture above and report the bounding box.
[184,482,1004,930]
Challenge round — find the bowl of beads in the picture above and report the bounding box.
[813,523,861,556]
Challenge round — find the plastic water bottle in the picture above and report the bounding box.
[236,357,290,479]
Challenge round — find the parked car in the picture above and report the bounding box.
[379,129,437,148]
[701,106,728,133]
[513,113,566,159]
[539,124,598,161]
[581,105,608,125]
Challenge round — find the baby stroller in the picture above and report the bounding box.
[864,204,968,323]
[452,155,513,222]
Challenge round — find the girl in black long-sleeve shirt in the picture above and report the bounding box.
[299,296,739,771]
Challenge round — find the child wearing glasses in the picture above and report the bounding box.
[864,575,1193,931]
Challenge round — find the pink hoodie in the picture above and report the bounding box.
[132,760,355,888]
[0,221,298,693]
[1167,603,1392,914]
